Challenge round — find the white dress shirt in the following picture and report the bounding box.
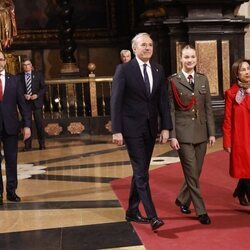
[0,70,6,94]
[182,70,194,83]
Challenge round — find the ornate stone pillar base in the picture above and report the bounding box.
[60,63,80,74]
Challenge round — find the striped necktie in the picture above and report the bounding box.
[26,73,32,95]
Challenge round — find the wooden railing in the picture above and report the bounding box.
[44,75,112,119]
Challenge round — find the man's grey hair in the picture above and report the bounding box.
[131,32,152,52]
[120,50,131,57]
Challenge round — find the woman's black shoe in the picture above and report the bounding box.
[238,196,249,206]
[233,192,248,206]
[233,179,250,206]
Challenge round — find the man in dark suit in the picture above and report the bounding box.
[0,50,31,204]
[168,45,216,225]
[111,33,172,231]
[19,58,46,150]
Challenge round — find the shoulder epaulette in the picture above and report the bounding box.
[168,73,178,79]
[196,72,205,76]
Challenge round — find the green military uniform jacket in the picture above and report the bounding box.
[168,71,215,144]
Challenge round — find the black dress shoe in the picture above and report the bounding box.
[175,199,191,214]
[7,193,21,202]
[150,217,164,231]
[0,194,3,205]
[23,147,32,152]
[39,144,46,150]
[198,214,211,225]
[126,211,150,224]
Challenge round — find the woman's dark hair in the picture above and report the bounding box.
[231,58,250,80]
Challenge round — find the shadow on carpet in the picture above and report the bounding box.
[110,151,250,250]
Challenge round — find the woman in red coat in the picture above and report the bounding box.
[223,59,250,206]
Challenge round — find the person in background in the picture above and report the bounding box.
[168,45,216,225]
[19,58,46,151]
[111,33,172,231]
[223,58,250,206]
[0,50,31,204]
[120,49,131,63]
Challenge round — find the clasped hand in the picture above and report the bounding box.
[24,94,38,100]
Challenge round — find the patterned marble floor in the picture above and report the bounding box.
[0,135,223,250]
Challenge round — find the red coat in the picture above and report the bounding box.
[223,83,250,178]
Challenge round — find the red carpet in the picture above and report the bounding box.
[111,151,250,250]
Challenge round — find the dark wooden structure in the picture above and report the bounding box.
[141,0,250,135]
[4,0,250,136]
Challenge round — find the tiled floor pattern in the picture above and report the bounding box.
[0,135,223,250]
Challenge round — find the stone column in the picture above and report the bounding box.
[56,0,79,74]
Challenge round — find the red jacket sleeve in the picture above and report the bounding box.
[223,90,233,148]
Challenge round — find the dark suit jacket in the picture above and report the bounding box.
[1,73,31,135]
[169,72,215,144]
[19,71,46,109]
[111,58,172,138]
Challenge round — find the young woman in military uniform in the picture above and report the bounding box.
[168,45,216,225]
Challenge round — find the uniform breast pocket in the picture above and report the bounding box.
[179,92,188,96]
[179,92,191,103]
[199,89,207,95]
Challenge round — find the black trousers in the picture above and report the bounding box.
[124,126,157,219]
[25,107,45,148]
[0,130,18,195]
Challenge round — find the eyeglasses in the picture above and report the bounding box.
[0,58,5,62]
[22,63,31,66]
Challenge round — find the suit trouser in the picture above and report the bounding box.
[25,107,45,148]
[177,142,207,216]
[0,131,18,195]
[124,128,157,219]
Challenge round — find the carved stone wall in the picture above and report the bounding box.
[238,2,250,58]
[142,0,250,136]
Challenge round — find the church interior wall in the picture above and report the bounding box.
[238,1,250,58]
